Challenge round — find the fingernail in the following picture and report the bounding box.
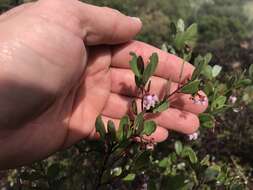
[130,17,142,23]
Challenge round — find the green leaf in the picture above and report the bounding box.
[237,78,252,86]
[95,115,106,140]
[199,113,215,129]
[212,65,222,78]
[123,173,136,181]
[181,80,200,94]
[152,100,169,113]
[47,164,60,179]
[137,56,145,74]
[111,167,122,177]
[107,120,116,141]
[117,115,130,141]
[134,151,150,170]
[135,75,143,88]
[143,53,158,85]
[142,120,156,136]
[204,165,221,182]
[202,65,213,79]
[161,175,186,190]
[203,81,214,96]
[129,52,141,78]
[135,113,144,135]
[174,141,183,156]
[174,23,198,50]
[204,53,212,64]
[200,155,210,166]
[177,19,185,32]
[182,146,198,164]
[158,158,169,168]
[192,56,205,80]
[211,96,227,110]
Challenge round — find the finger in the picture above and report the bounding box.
[102,93,200,134]
[0,3,33,22]
[78,4,142,45]
[111,40,194,83]
[110,68,208,114]
[89,116,168,142]
[36,0,142,45]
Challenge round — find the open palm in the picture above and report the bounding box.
[0,0,207,169]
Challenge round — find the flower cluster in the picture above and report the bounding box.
[192,95,207,105]
[188,131,199,141]
[143,94,159,110]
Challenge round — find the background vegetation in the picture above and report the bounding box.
[0,0,253,189]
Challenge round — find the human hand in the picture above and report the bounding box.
[0,0,207,169]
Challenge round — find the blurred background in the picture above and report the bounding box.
[0,0,253,189]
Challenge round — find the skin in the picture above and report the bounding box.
[0,0,207,169]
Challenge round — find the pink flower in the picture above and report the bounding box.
[229,95,237,104]
[143,94,159,110]
[188,131,199,140]
[192,96,207,105]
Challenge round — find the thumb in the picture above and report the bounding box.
[77,2,142,45]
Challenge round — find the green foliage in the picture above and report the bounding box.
[142,120,156,136]
[152,99,169,113]
[95,115,106,140]
[130,52,158,88]
[181,80,200,94]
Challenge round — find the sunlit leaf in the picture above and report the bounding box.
[211,96,227,110]
[175,141,183,156]
[142,120,156,136]
[177,19,185,32]
[143,53,159,85]
[212,65,222,78]
[123,173,136,181]
[202,65,213,79]
[182,146,198,164]
[200,155,211,166]
[174,23,198,50]
[152,100,170,113]
[129,52,141,78]
[181,80,200,94]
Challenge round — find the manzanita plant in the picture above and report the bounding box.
[3,19,253,190]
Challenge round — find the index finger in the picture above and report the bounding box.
[111,40,194,83]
